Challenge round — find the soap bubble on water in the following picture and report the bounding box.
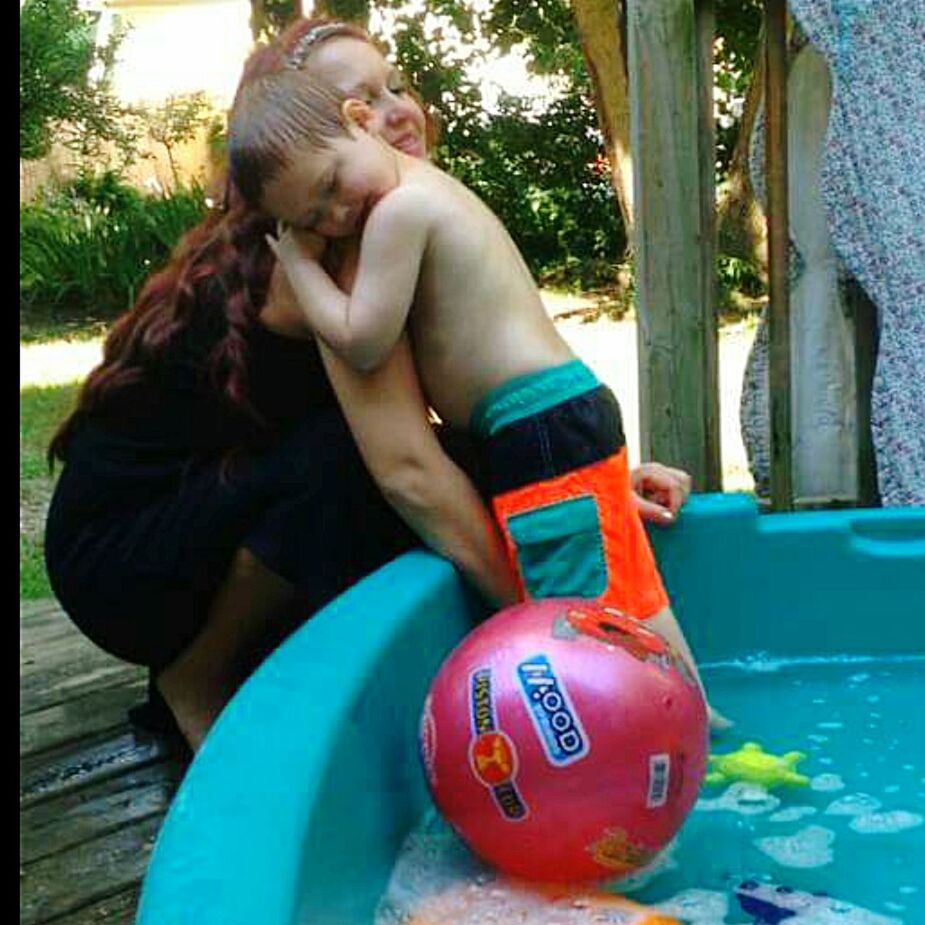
[754,824,835,868]
[811,773,845,792]
[848,672,871,683]
[785,908,903,925]
[849,810,924,834]
[696,782,781,816]
[769,805,818,823]
[824,793,883,816]
[655,888,729,923]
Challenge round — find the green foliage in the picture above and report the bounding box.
[442,92,625,288]
[381,1,622,287]
[20,0,134,161]
[717,252,765,317]
[482,0,584,78]
[20,171,208,325]
[714,0,763,176]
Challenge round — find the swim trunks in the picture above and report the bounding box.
[471,360,669,619]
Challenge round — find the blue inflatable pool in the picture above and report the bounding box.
[135,494,925,924]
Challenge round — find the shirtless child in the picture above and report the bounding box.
[229,65,729,729]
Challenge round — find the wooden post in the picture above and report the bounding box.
[764,0,794,511]
[627,0,721,491]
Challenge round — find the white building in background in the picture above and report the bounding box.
[101,0,253,108]
[21,0,254,200]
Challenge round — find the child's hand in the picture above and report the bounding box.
[265,222,327,266]
[631,462,692,525]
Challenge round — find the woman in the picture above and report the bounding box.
[45,18,689,752]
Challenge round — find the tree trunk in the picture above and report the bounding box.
[248,0,306,41]
[312,0,368,26]
[249,0,265,41]
[717,30,767,273]
[570,0,634,242]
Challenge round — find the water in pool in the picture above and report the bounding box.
[376,657,924,924]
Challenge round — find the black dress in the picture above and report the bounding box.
[44,320,416,672]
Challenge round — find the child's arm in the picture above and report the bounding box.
[268,187,429,373]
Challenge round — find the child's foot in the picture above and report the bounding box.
[708,705,735,734]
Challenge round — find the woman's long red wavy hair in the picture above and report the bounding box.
[47,18,371,467]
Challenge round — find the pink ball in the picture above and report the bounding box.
[418,598,708,883]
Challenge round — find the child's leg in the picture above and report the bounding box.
[645,604,733,732]
[476,368,732,731]
[155,547,296,751]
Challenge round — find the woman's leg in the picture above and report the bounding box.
[155,437,417,751]
[155,547,296,751]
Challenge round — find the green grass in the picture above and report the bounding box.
[20,312,111,345]
[20,382,80,600]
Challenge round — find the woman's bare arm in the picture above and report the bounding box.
[319,336,518,608]
[261,263,517,607]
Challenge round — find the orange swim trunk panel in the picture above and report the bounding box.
[491,446,669,620]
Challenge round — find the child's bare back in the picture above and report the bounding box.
[390,159,575,428]
[266,132,574,430]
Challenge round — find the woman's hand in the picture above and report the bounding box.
[259,264,313,339]
[631,462,692,525]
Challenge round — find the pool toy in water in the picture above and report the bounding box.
[705,742,809,789]
[419,599,708,883]
[735,880,902,924]
[403,877,680,925]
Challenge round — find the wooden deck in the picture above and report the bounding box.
[20,600,189,925]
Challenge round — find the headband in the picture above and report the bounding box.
[287,22,357,70]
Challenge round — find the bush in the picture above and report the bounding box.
[20,171,208,327]
[440,92,626,290]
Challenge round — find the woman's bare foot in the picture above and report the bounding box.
[152,548,297,752]
[155,666,233,752]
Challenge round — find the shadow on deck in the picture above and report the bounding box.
[20,600,189,925]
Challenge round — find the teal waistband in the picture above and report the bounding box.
[470,360,600,437]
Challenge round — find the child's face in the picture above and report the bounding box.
[303,38,427,160]
[261,127,399,238]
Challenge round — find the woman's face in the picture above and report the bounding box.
[304,37,427,160]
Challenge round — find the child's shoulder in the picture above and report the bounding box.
[366,178,440,233]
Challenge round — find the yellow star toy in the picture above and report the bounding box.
[705,741,810,789]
